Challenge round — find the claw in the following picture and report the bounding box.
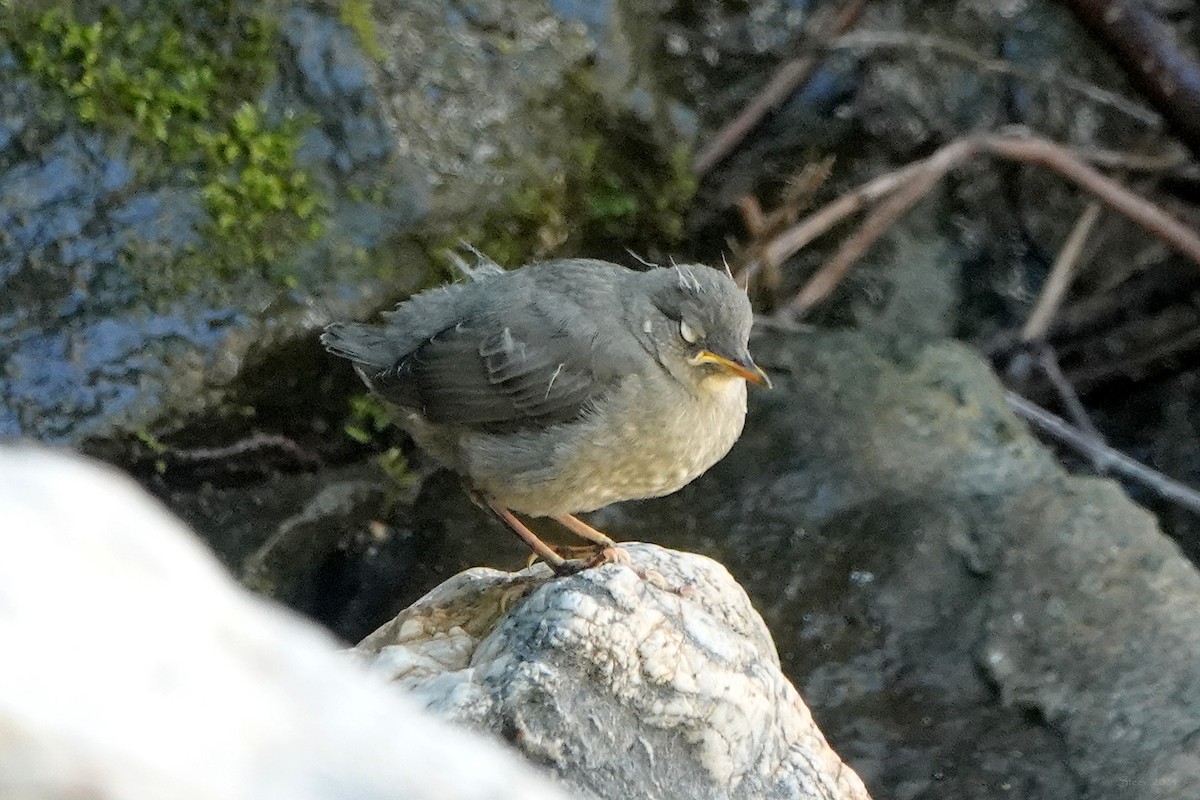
[587,545,631,568]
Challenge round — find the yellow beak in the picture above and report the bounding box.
[691,351,772,387]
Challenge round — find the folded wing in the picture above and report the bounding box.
[367,293,624,432]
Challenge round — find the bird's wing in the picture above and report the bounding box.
[367,293,625,431]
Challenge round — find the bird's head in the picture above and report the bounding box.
[633,263,771,390]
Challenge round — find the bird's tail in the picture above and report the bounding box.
[320,323,400,371]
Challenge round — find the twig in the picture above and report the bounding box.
[1065,0,1200,160]
[1006,390,1200,515]
[783,137,979,315]
[738,195,768,237]
[759,156,933,270]
[982,134,1200,264]
[144,434,320,468]
[768,131,1200,316]
[1021,201,1103,341]
[1032,342,1104,445]
[692,0,867,177]
[768,138,1193,271]
[734,157,835,292]
[1073,145,1190,173]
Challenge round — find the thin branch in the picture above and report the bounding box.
[733,158,835,292]
[1064,0,1200,160]
[738,195,768,237]
[766,131,1200,316]
[1006,390,1200,515]
[1032,342,1105,445]
[153,433,319,465]
[783,137,979,315]
[692,0,868,177]
[983,134,1200,265]
[1073,145,1190,173]
[767,137,1194,273]
[760,155,936,270]
[1022,201,1103,341]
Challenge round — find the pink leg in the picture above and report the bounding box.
[554,514,630,568]
[553,514,618,547]
[487,501,590,575]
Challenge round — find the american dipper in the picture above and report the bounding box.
[322,254,769,574]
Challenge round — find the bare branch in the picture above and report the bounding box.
[1022,201,1103,342]
[1006,390,1200,516]
[1032,342,1105,446]
[692,0,867,177]
[1064,0,1200,160]
[984,134,1200,264]
[783,137,979,315]
[764,131,1200,316]
[762,156,938,268]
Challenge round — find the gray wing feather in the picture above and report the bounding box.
[370,296,619,430]
[321,323,404,371]
[324,259,637,432]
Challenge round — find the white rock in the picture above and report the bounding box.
[0,446,571,800]
[354,543,871,800]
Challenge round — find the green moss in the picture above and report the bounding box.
[343,394,419,489]
[194,102,324,275]
[16,6,216,148]
[134,428,169,474]
[344,393,393,445]
[375,446,419,489]
[8,2,324,282]
[339,0,384,62]
[448,70,697,267]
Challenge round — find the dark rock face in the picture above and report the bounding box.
[0,2,408,446]
[0,0,687,449]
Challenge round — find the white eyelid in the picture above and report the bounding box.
[679,319,700,344]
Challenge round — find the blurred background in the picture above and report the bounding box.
[3,1,1200,798]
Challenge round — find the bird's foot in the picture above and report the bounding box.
[483,498,629,577]
[526,543,631,575]
[548,557,595,576]
[521,548,591,576]
[551,542,630,568]
[587,545,631,569]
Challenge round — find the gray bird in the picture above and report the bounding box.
[321,254,769,574]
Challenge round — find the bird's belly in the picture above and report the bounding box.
[468,377,748,516]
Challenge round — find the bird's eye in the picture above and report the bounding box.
[679,319,701,344]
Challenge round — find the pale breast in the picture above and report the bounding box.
[467,374,749,516]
